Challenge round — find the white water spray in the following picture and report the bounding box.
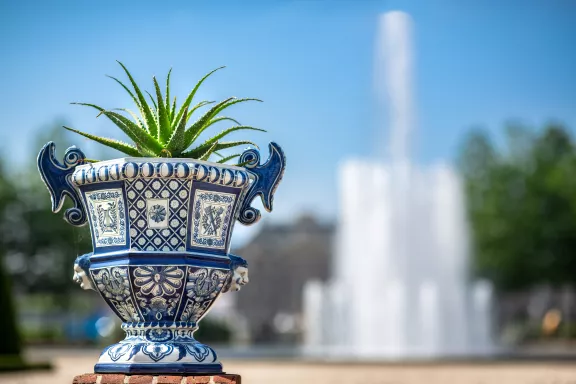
[303,11,494,359]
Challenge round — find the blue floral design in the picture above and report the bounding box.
[132,266,185,321]
[148,204,166,223]
[134,266,184,296]
[141,344,174,362]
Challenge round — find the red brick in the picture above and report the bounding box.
[214,375,240,384]
[188,375,240,384]
[127,375,153,383]
[73,373,241,384]
[73,374,98,384]
[100,374,126,384]
[157,375,183,384]
[189,376,211,384]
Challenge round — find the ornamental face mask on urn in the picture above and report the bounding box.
[37,63,286,375]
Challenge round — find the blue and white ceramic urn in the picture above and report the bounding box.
[37,141,285,374]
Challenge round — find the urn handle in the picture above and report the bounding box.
[237,142,286,225]
[37,142,88,226]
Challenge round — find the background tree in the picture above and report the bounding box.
[1,123,92,307]
[458,123,576,291]
[0,162,23,358]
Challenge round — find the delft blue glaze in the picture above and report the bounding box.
[38,141,284,374]
[37,142,88,226]
[238,142,286,225]
[94,363,223,374]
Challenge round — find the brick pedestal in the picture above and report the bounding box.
[73,373,241,384]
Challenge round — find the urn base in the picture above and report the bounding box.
[73,373,240,384]
[94,362,223,375]
[95,322,222,375]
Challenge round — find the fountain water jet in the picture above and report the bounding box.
[303,11,494,359]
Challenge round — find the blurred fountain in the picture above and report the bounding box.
[303,11,494,359]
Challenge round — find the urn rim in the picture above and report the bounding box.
[77,155,249,172]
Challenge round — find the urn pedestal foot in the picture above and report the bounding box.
[73,373,241,384]
[94,322,222,375]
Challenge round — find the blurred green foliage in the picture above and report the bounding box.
[459,123,576,291]
[0,162,23,356]
[0,242,21,355]
[195,317,232,343]
[0,123,92,301]
[0,122,94,357]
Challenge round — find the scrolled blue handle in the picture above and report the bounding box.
[37,141,88,226]
[237,142,286,225]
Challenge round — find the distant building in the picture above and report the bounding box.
[233,215,333,344]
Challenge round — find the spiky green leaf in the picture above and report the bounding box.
[136,143,158,157]
[172,66,225,131]
[206,116,242,128]
[213,97,262,116]
[63,126,141,157]
[183,140,257,159]
[199,141,219,161]
[154,76,171,144]
[213,141,258,152]
[183,98,261,149]
[145,90,158,111]
[166,108,188,155]
[185,100,215,123]
[187,116,242,144]
[106,75,141,110]
[165,68,172,119]
[114,108,145,129]
[170,96,177,122]
[107,75,150,134]
[72,103,163,154]
[182,97,234,148]
[186,126,264,157]
[216,153,241,164]
[101,110,164,154]
[116,61,159,138]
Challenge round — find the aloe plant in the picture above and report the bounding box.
[64,61,265,164]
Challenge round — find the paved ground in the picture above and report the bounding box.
[2,349,576,384]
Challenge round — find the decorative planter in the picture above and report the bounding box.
[37,141,285,374]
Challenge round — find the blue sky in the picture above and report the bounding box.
[1,0,575,229]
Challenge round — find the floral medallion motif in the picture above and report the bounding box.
[190,190,236,249]
[179,267,230,322]
[145,328,173,342]
[149,204,167,223]
[85,189,126,247]
[134,266,184,296]
[132,266,186,321]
